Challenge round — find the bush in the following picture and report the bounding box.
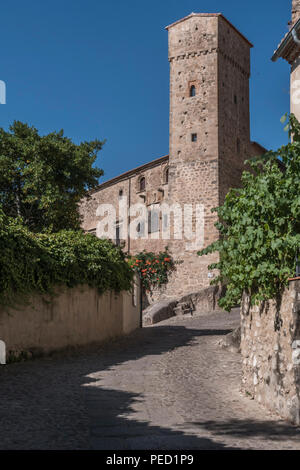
[0,207,133,306]
[128,249,175,293]
[198,114,300,311]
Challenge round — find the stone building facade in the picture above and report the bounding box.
[272,1,300,121]
[80,12,265,300]
[241,280,300,424]
[80,155,170,255]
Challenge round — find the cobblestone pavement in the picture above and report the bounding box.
[0,310,300,449]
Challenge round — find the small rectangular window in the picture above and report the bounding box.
[191,133,197,142]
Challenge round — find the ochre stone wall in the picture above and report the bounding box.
[80,157,169,255]
[0,284,140,357]
[164,14,257,298]
[241,280,300,424]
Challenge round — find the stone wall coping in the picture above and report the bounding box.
[88,155,169,194]
[165,12,253,48]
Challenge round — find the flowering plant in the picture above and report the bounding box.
[128,248,175,293]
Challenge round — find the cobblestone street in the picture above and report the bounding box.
[0,310,299,450]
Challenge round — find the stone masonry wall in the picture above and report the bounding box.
[217,17,252,204]
[241,280,300,424]
[292,0,300,25]
[80,156,169,255]
[164,14,254,298]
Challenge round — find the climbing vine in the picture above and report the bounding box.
[0,207,133,307]
[128,249,175,293]
[198,114,300,312]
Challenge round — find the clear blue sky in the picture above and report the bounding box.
[0,0,292,182]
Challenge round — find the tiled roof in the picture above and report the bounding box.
[272,18,300,64]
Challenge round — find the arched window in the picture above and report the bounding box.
[163,167,169,184]
[190,85,196,97]
[139,176,146,192]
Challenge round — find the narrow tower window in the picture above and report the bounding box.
[139,176,146,191]
[163,167,169,184]
[190,85,196,97]
[115,222,121,246]
[191,133,197,142]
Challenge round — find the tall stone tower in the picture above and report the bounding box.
[165,13,256,298]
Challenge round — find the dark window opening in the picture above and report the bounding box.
[115,224,120,246]
[190,85,196,97]
[237,138,240,154]
[137,221,145,237]
[191,133,197,142]
[234,95,237,105]
[119,189,123,198]
[139,177,145,191]
[164,168,169,184]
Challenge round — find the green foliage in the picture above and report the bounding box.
[0,121,104,232]
[198,114,300,311]
[0,206,133,307]
[128,249,175,293]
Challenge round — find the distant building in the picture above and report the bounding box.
[272,0,300,120]
[80,13,265,299]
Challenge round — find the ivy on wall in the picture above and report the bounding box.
[0,206,133,307]
[198,114,300,312]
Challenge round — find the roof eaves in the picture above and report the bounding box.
[272,18,300,62]
[89,155,169,194]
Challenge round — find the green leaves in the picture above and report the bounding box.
[198,114,300,311]
[0,207,133,307]
[0,121,104,232]
[129,249,175,294]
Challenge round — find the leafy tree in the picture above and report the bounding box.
[198,114,300,311]
[0,121,104,232]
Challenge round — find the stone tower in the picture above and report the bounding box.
[165,13,256,298]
